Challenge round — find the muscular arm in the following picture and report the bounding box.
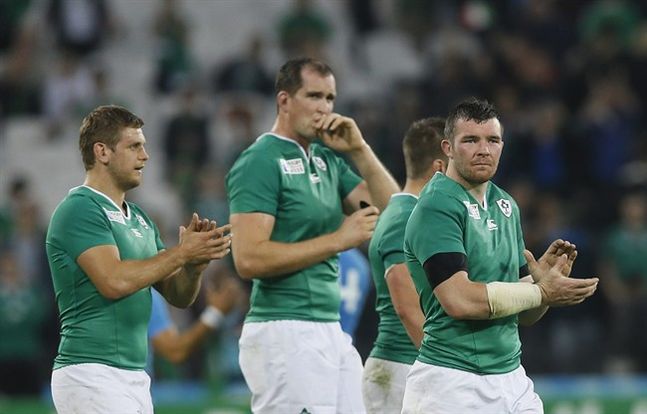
[517,275,549,326]
[231,212,342,279]
[230,210,377,279]
[78,217,231,307]
[344,145,399,212]
[385,263,425,347]
[433,272,491,320]
[154,265,203,309]
[77,244,191,301]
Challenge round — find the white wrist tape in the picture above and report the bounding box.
[485,282,542,319]
[200,306,224,329]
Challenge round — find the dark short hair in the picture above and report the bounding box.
[275,57,334,96]
[445,97,501,141]
[403,117,447,179]
[79,105,144,170]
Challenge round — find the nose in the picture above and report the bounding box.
[318,99,333,114]
[477,140,491,155]
[140,147,149,160]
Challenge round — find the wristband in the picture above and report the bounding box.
[485,281,542,319]
[200,306,224,329]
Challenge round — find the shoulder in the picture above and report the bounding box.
[228,136,282,175]
[382,195,417,226]
[52,187,101,220]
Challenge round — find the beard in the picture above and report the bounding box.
[108,164,141,191]
[458,163,498,185]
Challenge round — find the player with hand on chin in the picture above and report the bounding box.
[227,57,399,414]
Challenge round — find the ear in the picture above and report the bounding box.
[433,159,447,174]
[276,91,290,112]
[93,142,110,165]
[441,139,452,158]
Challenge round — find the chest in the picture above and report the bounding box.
[104,210,158,260]
[276,154,343,227]
[462,199,520,279]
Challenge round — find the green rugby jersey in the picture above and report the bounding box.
[227,133,362,322]
[404,173,526,374]
[46,186,164,370]
[368,193,419,364]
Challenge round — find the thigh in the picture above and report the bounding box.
[508,365,543,414]
[239,321,341,414]
[362,357,410,414]
[336,332,365,414]
[51,364,151,414]
[402,362,489,414]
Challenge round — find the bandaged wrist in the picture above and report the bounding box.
[200,306,224,329]
[485,281,542,319]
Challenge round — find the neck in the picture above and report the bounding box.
[271,118,310,151]
[446,167,488,205]
[84,171,126,211]
[402,178,429,197]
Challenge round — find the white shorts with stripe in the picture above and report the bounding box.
[239,320,366,414]
[51,363,153,414]
[401,361,543,414]
[361,356,411,414]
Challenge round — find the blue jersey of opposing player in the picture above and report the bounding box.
[147,289,172,375]
[338,248,371,339]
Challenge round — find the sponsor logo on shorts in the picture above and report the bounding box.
[280,158,305,174]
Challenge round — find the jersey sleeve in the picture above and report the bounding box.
[405,192,465,266]
[148,289,173,338]
[227,149,281,216]
[334,154,362,200]
[151,220,165,252]
[380,215,408,272]
[55,195,117,260]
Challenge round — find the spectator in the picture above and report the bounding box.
[599,191,647,372]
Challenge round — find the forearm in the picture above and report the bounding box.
[399,310,425,348]
[348,144,399,211]
[235,233,341,279]
[85,245,188,300]
[518,275,548,325]
[156,265,203,308]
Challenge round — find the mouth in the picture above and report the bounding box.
[134,166,145,173]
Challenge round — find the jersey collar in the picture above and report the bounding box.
[260,132,311,159]
[75,185,132,219]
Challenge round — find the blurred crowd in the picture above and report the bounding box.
[1,0,647,398]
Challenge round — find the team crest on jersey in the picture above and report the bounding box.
[136,214,150,229]
[463,201,481,219]
[280,158,305,174]
[496,199,512,217]
[103,208,125,225]
[312,156,327,171]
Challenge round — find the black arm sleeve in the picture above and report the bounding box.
[519,264,530,279]
[423,252,468,290]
